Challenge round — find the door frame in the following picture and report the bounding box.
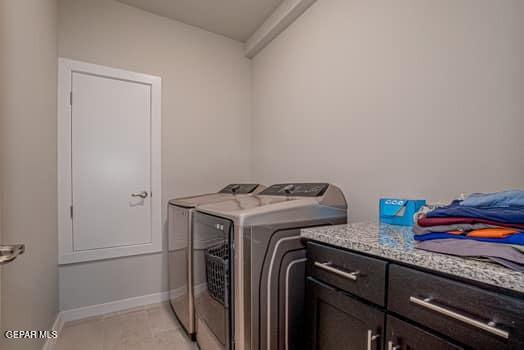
[58,58,162,264]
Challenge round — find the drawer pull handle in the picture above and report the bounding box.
[314,261,359,281]
[409,296,509,339]
[388,340,400,350]
[387,341,400,350]
[367,330,380,350]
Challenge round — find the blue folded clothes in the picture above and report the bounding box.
[413,232,524,245]
[426,200,524,224]
[460,190,524,208]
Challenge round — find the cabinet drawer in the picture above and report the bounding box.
[386,315,463,350]
[307,242,387,306]
[388,264,524,350]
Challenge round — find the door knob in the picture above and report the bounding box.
[0,244,25,265]
[131,191,149,199]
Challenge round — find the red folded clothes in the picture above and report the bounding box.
[417,216,524,230]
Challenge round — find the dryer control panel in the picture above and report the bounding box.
[219,184,260,194]
[259,183,329,197]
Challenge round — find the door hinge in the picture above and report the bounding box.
[70,205,73,219]
[69,91,72,106]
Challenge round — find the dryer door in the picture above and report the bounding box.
[193,212,233,350]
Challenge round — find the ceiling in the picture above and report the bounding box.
[117,0,284,42]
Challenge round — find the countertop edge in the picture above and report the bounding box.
[300,224,524,295]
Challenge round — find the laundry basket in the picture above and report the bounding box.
[205,243,229,306]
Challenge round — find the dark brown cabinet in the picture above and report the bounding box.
[307,242,387,306]
[306,277,384,350]
[386,315,463,350]
[305,241,524,350]
[388,265,524,350]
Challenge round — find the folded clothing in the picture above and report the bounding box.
[426,200,524,224]
[413,232,524,245]
[512,245,524,253]
[440,228,518,238]
[416,239,524,271]
[488,257,524,272]
[460,190,524,208]
[466,228,519,238]
[417,215,524,230]
[412,222,497,235]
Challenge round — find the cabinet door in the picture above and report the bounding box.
[389,264,523,350]
[306,277,384,350]
[386,315,464,350]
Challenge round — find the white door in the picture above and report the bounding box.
[58,59,161,264]
[72,72,151,251]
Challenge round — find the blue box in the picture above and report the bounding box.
[379,198,426,226]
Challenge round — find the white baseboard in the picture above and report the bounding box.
[59,290,174,324]
[43,288,186,349]
[42,313,64,350]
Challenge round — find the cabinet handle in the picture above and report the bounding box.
[366,330,380,350]
[387,341,400,350]
[314,261,359,281]
[409,296,509,339]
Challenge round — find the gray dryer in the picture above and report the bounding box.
[167,184,265,338]
[192,183,347,350]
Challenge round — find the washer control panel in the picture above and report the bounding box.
[259,183,329,197]
[219,184,260,194]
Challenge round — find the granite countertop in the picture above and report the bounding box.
[301,222,524,294]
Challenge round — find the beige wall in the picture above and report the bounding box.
[0,0,59,349]
[53,0,524,312]
[57,0,252,310]
[252,0,524,221]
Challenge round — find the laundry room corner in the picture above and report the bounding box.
[56,0,253,314]
[2,1,523,349]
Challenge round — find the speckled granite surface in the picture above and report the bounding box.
[301,222,524,294]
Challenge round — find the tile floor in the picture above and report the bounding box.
[55,303,197,350]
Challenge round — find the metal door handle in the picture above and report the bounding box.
[409,296,509,339]
[131,191,148,199]
[367,330,380,350]
[388,341,400,350]
[0,244,25,265]
[314,261,360,281]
